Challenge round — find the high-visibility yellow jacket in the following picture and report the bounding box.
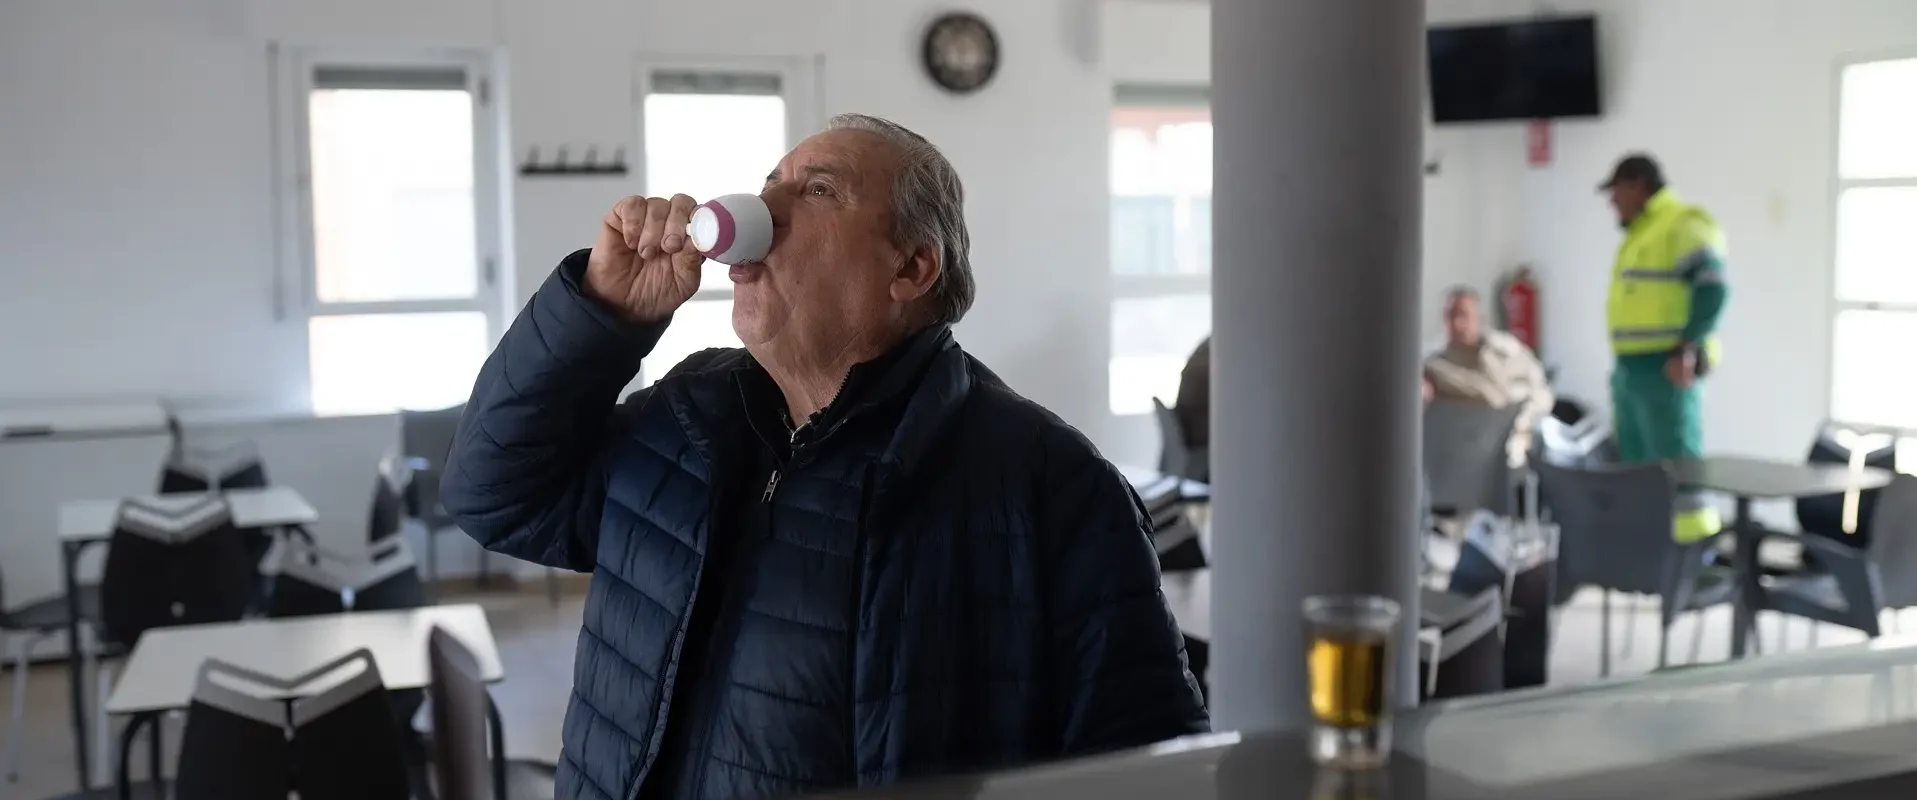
[1607,189,1726,363]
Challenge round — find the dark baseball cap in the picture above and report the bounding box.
[1599,154,1663,191]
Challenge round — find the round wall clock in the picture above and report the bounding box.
[922,12,1000,95]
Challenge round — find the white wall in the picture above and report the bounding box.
[1092,0,1533,465]
[1451,0,1917,462]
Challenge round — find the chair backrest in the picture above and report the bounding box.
[368,452,413,543]
[428,626,494,800]
[400,405,463,523]
[352,535,428,612]
[1424,400,1524,515]
[1867,475,1917,609]
[1151,397,1208,482]
[1797,424,1898,542]
[269,534,426,618]
[1535,461,1677,596]
[174,659,294,800]
[99,496,254,646]
[160,440,269,493]
[290,650,413,800]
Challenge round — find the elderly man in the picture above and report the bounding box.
[442,114,1208,800]
[1423,286,1554,467]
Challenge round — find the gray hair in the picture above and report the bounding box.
[1445,285,1480,305]
[826,113,976,326]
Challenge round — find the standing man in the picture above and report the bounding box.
[1601,154,1730,543]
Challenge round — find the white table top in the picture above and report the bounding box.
[106,604,503,715]
[58,485,319,543]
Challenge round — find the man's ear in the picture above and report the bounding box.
[889,244,941,304]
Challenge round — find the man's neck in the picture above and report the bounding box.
[758,328,911,426]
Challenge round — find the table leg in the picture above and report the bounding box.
[486,694,508,800]
[62,541,91,789]
[147,711,163,790]
[116,711,151,800]
[1728,495,1759,659]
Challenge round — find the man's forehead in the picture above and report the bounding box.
[776,130,897,179]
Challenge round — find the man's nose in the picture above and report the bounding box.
[759,187,793,229]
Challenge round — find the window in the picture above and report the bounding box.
[1830,57,1917,432]
[1109,86,1212,415]
[281,53,504,415]
[632,62,811,387]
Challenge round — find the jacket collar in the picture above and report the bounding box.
[1632,187,1683,231]
[660,326,976,488]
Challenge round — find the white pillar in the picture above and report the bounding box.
[1208,0,1428,732]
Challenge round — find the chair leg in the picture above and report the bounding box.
[425,528,440,602]
[1689,612,1707,664]
[1620,595,1639,661]
[545,567,562,608]
[92,661,113,788]
[1599,589,1613,678]
[4,633,45,782]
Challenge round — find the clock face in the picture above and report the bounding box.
[922,12,1000,94]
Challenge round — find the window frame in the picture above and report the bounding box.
[270,44,507,413]
[629,54,819,384]
[1826,49,1917,431]
[1108,84,1213,416]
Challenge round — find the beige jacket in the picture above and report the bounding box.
[1424,329,1554,467]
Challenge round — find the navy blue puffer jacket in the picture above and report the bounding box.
[442,252,1209,800]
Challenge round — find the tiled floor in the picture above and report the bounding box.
[0,582,1892,799]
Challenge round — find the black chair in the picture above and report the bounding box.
[269,534,428,619]
[429,626,558,800]
[1797,423,1898,553]
[1151,397,1209,484]
[1,566,102,782]
[1417,586,1504,700]
[174,660,295,800]
[1423,400,1524,518]
[290,650,415,800]
[1757,475,1917,639]
[92,496,257,771]
[97,496,254,647]
[157,440,277,609]
[1537,461,1738,676]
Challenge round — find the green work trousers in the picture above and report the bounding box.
[1610,357,1703,463]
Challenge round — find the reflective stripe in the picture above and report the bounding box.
[1618,267,1687,282]
[1675,491,1712,512]
[1611,326,1685,342]
[1692,268,1725,286]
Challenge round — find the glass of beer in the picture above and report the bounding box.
[1303,594,1402,769]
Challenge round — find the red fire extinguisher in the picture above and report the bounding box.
[1501,267,1540,354]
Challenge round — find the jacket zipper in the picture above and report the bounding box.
[764,423,802,503]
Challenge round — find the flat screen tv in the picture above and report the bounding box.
[1427,16,1602,123]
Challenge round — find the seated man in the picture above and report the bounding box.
[1423,287,1554,467]
[442,113,1207,800]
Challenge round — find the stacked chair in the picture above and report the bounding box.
[156,438,282,611]
[0,565,102,782]
[171,650,413,800]
[266,464,434,795]
[90,495,258,791]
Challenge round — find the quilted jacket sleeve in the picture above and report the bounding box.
[1040,429,1211,755]
[440,249,667,572]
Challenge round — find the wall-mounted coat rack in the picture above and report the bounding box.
[519,146,628,177]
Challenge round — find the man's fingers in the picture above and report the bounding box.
[661,194,697,254]
[637,196,672,259]
[615,196,646,250]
